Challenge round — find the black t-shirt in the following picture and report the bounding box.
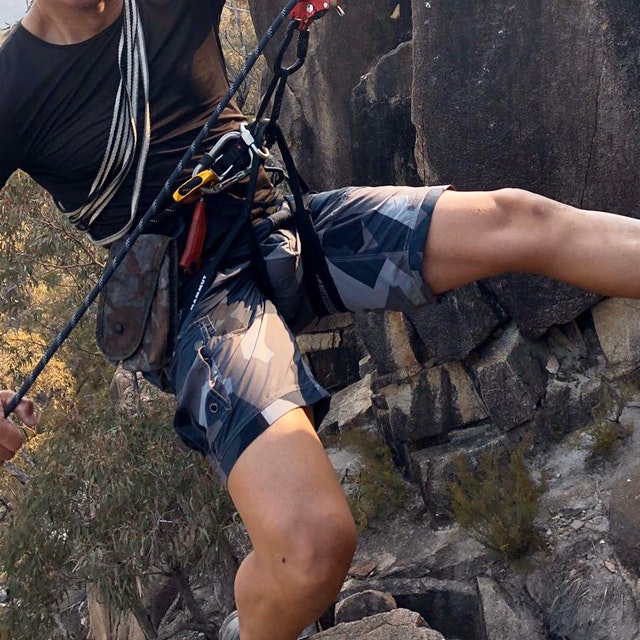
[0,0,274,242]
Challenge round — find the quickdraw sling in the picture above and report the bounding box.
[58,0,151,247]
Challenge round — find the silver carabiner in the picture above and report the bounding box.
[240,123,270,160]
[192,129,244,177]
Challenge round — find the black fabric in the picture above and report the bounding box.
[0,0,275,243]
[273,125,347,316]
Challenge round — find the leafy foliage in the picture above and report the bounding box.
[449,443,546,562]
[0,399,236,640]
[340,429,407,531]
[0,172,109,408]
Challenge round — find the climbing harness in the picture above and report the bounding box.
[174,15,349,317]
[3,0,342,418]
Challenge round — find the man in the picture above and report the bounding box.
[3,1,640,639]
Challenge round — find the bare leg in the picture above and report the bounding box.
[227,407,357,640]
[422,188,640,297]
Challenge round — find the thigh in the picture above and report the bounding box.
[169,265,329,483]
[227,406,355,567]
[306,185,449,314]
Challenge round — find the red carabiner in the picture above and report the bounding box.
[290,0,341,30]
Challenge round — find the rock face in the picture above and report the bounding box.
[334,590,398,625]
[356,311,419,376]
[248,0,411,190]
[238,4,640,640]
[411,432,508,520]
[403,284,503,364]
[476,577,547,640]
[351,41,420,187]
[592,297,640,368]
[312,609,446,640]
[249,0,638,213]
[246,2,640,510]
[609,460,640,576]
[248,0,638,329]
[325,420,640,640]
[411,0,640,214]
[473,324,547,431]
[378,361,488,443]
[483,275,601,339]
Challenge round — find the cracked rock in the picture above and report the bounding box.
[311,609,446,640]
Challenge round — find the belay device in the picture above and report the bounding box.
[3,0,343,421]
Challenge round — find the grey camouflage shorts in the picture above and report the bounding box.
[170,184,449,482]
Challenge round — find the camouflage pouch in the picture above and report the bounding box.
[96,234,179,373]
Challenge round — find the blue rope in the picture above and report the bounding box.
[3,0,301,418]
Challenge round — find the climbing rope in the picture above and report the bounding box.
[57,0,151,246]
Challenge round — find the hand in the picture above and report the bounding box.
[0,391,36,464]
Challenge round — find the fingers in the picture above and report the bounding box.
[0,391,35,465]
[0,391,36,427]
[0,417,24,464]
[0,441,20,464]
[13,399,36,427]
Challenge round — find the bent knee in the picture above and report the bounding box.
[270,514,357,598]
[490,188,551,226]
[488,188,564,268]
[424,186,566,292]
[287,514,357,581]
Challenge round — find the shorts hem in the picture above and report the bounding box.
[407,184,452,303]
[215,384,330,482]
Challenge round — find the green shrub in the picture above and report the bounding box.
[449,443,545,562]
[588,420,632,459]
[585,382,635,460]
[340,429,407,531]
[0,399,236,640]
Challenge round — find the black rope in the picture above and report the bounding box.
[256,23,310,150]
[3,0,302,418]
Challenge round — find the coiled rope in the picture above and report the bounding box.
[57,0,151,246]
